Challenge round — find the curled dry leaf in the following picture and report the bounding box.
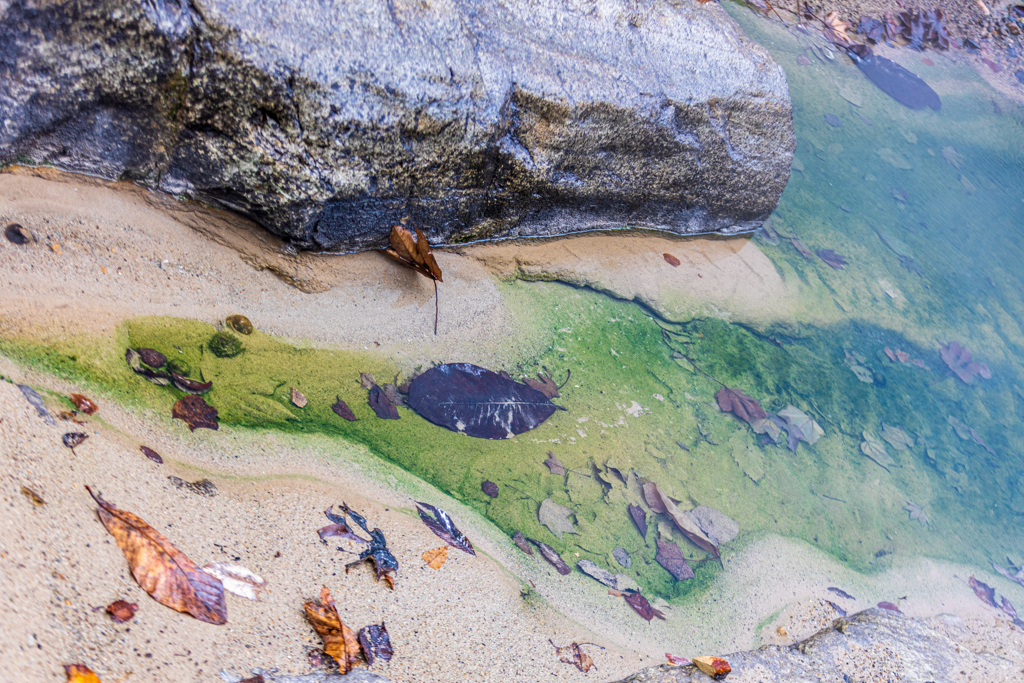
[303,586,363,673]
[201,562,267,601]
[529,538,571,575]
[106,599,138,623]
[422,546,448,570]
[63,432,89,449]
[64,664,101,683]
[693,655,732,679]
[70,394,98,415]
[172,395,218,432]
[663,253,681,267]
[86,486,227,624]
[338,504,398,588]
[291,387,308,408]
[331,397,357,421]
[382,224,443,334]
[544,452,566,475]
[140,446,163,464]
[21,485,45,506]
[417,502,475,555]
[512,530,533,555]
[823,10,852,44]
[170,373,212,395]
[359,623,394,665]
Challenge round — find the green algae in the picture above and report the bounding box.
[208,331,245,358]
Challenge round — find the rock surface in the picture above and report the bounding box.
[0,0,794,251]
[615,608,1022,682]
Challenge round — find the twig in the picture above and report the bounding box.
[556,369,572,390]
[434,279,438,335]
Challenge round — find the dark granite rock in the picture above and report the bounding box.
[0,0,794,252]
[614,608,1019,682]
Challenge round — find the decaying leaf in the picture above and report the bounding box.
[382,383,406,408]
[577,559,638,592]
[992,562,1024,588]
[904,500,929,526]
[340,504,398,588]
[655,538,695,581]
[105,599,138,623]
[693,656,732,680]
[686,506,739,547]
[789,235,814,259]
[21,485,45,506]
[663,253,681,267]
[544,452,566,475]
[823,10,852,44]
[85,486,227,624]
[291,387,308,408]
[947,415,996,455]
[407,363,564,439]
[623,590,666,621]
[172,395,219,432]
[969,575,997,607]
[481,481,499,498]
[881,423,915,450]
[303,586,364,673]
[939,341,991,384]
[628,504,648,539]
[777,405,824,452]
[646,482,720,558]
[359,373,376,390]
[318,504,369,544]
[551,640,599,673]
[170,373,212,395]
[136,348,167,369]
[816,249,848,270]
[63,432,89,450]
[64,664,101,683]
[417,502,475,555]
[201,562,267,601]
[140,446,163,464]
[715,387,767,427]
[422,546,448,570]
[331,396,357,421]
[125,348,173,386]
[382,224,444,334]
[539,498,576,540]
[70,394,98,415]
[358,622,394,665]
[878,601,901,612]
[861,431,895,470]
[367,384,400,420]
[528,538,571,575]
[643,482,667,514]
[524,373,561,399]
[512,531,533,555]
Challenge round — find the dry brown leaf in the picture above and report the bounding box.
[70,394,98,415]
[172,395,219,431]
[824,10,852,44]
[20,485,45,506]
[304,586,364,673]
[382,224,443,333]
[105,599,138,623]
[85,486,227,624]
[422,546,448,570]
[291,387,308,408]
[65,664,101,683]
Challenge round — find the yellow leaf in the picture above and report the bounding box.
[422,546,448,570]
[65,664,101,683]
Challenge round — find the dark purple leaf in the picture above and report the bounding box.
[512,531,533,555]
[416,502,474,555]
[4,223,32,245]
[824,113,842,127]
[318,507,368,544]
[816,249,848,270]
[125,348,172,385]
[331,397,358,421]
[544,452,565,475]
[623,591,666,621]
[628,504,648,539]
[368,384,399,420]
[170,373,212,395]
[407,363,563,439]
[481,481,499,498]
[341,503,398,587]
[969,575,997,607]
[655,539,695,581]
[63,432,88,449]
[528,538,570,575]
[136,348,167,368]
[827,600,847,617]
[854,53,941,111]
[828,586,856,600]
[140,446,163,464]
[877,601,901,612]
[859,15,883,42]
[939,341,991,384]
[358,622,393,665]
[1001,596,1018,620]
[715,387,767,426]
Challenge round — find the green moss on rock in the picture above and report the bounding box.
[209,331,244,358]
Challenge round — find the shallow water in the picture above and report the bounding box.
[5,3,1024,648]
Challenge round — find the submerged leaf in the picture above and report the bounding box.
[524,374,560,399]
[816,249,848,270]
[512,530,533,555]
[854,53,941,111]
[881,423,915,450]
[291,387,308,408]
[529,538,571,575]
[408,363,562,439]
[304,586,363,673]
[969,575,997,607]
[947,415,996,455]
[655,539,695,581]
[777,405,824,450]
[539,498,576,540]
[331,396,358,421]
[172,395,219,431]
[481,481,499,498]
[715,387,767,426]
[368,384,400,420]
[904,500,929,526]
[417,502,475,555]
[628,503,648,539]
[687,506,739,546]
[623,591,666,621]
[544,451,566,475]
[136,348,167,369]
[86,486,227,624]
[939,341,991,384]
[577,559,638,591]
[646,483,720,558]
[861,431,895,470]
[170,373,212,395]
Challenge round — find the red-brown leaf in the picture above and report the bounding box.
[331,397,358,421]
[70,394,98,415]
[140,446,163,464]
[663,253,681,267]
[172,395,218,431]
[106,600,138,623]
[623,591,666,621]
[715,386,767,425]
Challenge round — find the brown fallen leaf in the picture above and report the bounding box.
[551,640,601,673]
[481,480,499,498]
[382,224,443,334]
[368,385,399,420]
[623,590,666,621]
[524,373,560,399]
[63,432,89,450]
[70,394,98,415]
[663,253,681,267]
[693,655,732,679]
[170,373,212,395]
[304,586,364,673]
[544,451,566,475]
[85,486,227,624]
[715,386,767,427]
[291,387,308,408]
[65,664,101,683]
[105,599,138,623]
[789,235,814,259]
[422,546,448,569]
[823,10,852,44]
[140,446,163,464]
[528,538,571,575]
[642,481,667,514]
[136,348,167,368]
[331,396,357,421]
[647,483,720,559]
[172,395,219,431]
[655,538,695,581]
[20,485,45,506]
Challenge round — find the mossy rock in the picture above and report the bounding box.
[208,331,244,358]
[166,359,191,376]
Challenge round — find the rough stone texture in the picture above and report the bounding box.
[615,608,1023,682]
[0,0,794,252]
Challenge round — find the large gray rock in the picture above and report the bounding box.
[615,608,1020,682]
[0,0,794,251]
